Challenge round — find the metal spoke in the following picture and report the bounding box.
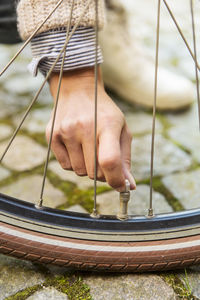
[0,14,79,164]
[38,0,75,208]
[36,0,94,208]
[148,0,161,218]
[190,0,200,131]
[91,0,99,218]
[0,40,68,164]
[163,0,200,71]
[0,0,93,171]
[0,0,65,77]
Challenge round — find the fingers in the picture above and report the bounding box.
[62,134,87,176]
[51,140,72,170]
[98,130,126,192]
[82,137,105,181]
[120,124,136,190]
[46,128,72,170]
[47,121,135,191]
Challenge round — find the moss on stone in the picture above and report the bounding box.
[156,113,173,132]
[161,272,195,299]
[47,169,111,213]
[20,129,47,147]
[152,177,184,212]
[0,116,16,127]
[187,160,200,172]
[57,189,94,213]
[138,176,184,212]
[47,170,75,193]
[0,164,45,188]
[5,274,92,300]
[167,136,191,155]
[4,284,42,300]
[45,274,92,300]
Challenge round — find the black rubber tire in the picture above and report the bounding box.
[1,193,200,272]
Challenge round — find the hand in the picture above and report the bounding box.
[47,67,136,192]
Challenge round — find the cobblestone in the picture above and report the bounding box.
[84,274,177,300]
[166,103,200,162]
[49,161,109,189]
[0,175,67,208]
[97,184,173,215]
[4,73,43,96]
[162,169,200,209]
[132,134,191,180]
[168,124,200,162]
[0,91,21,118]
[67,204,88,213]
[0,166,10,181]
[0,254,45,300]
[125,112,163,135]
[27,288,69,300]
[0,124,12,140]
[13,108,51,133]
[0,135,47,171]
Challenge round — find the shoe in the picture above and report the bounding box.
[99,0,195,111]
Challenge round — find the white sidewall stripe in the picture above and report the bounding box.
[0,226,200,253]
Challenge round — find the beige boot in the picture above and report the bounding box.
[100,0,195,111]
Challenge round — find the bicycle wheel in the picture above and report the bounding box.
[1,0,200,273]
[1,193,200,272]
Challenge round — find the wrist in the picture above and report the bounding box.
[49,67,104,100]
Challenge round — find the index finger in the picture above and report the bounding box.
[98,129,126,192]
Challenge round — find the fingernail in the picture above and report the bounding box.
[123,167,136,190]
[128,173,136,190]
[116,177,136,193]
[117,186,126,193]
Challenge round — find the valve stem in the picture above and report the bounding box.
[117,179,130,221]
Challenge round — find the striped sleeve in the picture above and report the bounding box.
[28,27,103,76]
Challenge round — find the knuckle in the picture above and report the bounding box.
[79,118,93,128]
[46,127,60,142]
[60,118,93,138]
[51,131,61,144]
[60,121,76,140]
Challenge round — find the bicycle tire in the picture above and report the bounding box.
[1,192,200,272]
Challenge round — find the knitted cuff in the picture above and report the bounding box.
[28,27,103,76]
[17,0,106,40]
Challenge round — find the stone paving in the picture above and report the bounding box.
[1,0,200,299]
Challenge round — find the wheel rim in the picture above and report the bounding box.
[1,192,200,242]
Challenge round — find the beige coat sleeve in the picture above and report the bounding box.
[17,0,106,40]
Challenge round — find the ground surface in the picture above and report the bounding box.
[1,0,200,299]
